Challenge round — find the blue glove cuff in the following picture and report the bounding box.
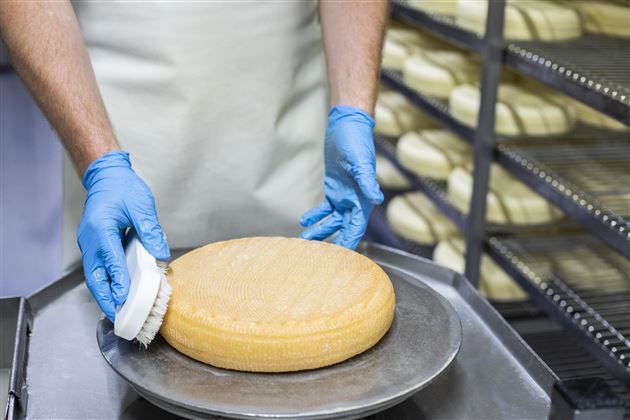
[328,105,375,129]
[82,151,132,189]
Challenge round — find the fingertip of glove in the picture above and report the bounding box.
[365,186,384,205]
[105,310,116,323]
[154,244,171,261]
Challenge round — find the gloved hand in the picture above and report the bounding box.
[300,105,384,250]
[77,151,170,322]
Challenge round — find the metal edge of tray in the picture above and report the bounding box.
[358,242,558,396]
[2,297,32,420]
[95,270,463,420]
[9,242,556,419]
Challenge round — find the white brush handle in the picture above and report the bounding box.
[114,231,161,341]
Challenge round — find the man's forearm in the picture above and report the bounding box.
[0,1,118,175]
[320,0,388,116]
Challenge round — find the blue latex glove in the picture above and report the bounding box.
[77,151,170,322]
[300,105,384,250]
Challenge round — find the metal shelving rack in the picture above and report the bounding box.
[496,134,630,257]
[377,0,630,389]
[488,234,630,383]
[507,316,630,418]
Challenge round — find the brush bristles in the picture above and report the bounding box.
[135,261,172,348]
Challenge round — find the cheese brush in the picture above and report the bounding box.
[114,230,172,347]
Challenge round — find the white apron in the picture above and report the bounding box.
[63,2,327,272]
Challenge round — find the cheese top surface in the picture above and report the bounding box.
[161,237,395,372]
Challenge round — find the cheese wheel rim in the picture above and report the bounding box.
[161,237,396,372]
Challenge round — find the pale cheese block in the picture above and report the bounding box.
[161,237,395,372]
[386,192,458,245]
[382,26,450,71]
[403,50,480,99]
[407,0,459,16]
[433,237,528,301]
[376,154,411,190]
[396,129,472,180]
[375,90,435,137]
[549,246,630,293]
[447,164,564,225]
[561,0,630,38]
[574,101,630,132]
[449,83,576,136]
[455,0,582,41]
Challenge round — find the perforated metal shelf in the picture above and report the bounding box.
[506,36,630,125]
[488,233,630,384]
[389,0,630,126]
[497,132,630,258]
[509,316,630,418]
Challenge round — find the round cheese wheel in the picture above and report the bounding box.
[386,192,458,245]
[433,237,528,302]
[376,154,411,190]
[447,164,564,225]
[375,90,435,137]
[403,50,480,99]
[449,83,576,136]
[396,129,472,180]
[161,237,395,373]
[456,0,582,41]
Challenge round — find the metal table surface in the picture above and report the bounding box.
[11,244,554,419]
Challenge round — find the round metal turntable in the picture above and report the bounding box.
[97,268,462,419]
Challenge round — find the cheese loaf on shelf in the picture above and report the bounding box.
[375,90,435,137]
[447,163,564,225]
[433,237,528,302]
[407,0,459,16]
[382,25,450,71]
[560,0,630,38]
[449,83,577,136]
[396,129,472,181]
[160,237,396,372]
[403,50,480,99]
[574,101,630,132]
[455,0,582,41]
[386,192,458,245]
[376,154,411,190]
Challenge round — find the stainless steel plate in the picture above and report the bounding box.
[96,267,462,419]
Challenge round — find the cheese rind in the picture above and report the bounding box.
[161,237,395,372]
